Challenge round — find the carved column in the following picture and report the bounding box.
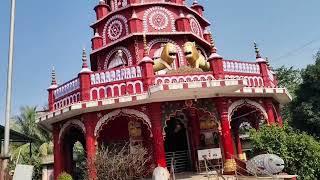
[79,70,91,101]
[149,102,167,167]
[84,113,97,180]
[53,124,63,180]
[234,127,245,160]
[265,99,276,125]
[215,98,236,173]
[189,108,200,149]
[189,108,200,170]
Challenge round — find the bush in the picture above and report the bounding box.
[95,143,152,180]
[249,125,320,179]
[58,172,73,180]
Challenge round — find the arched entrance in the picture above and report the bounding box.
[229,99,267,160]
[96,115,152,149]
[164,111,191,172]
[60,125,86,179]
[163,106,222,173]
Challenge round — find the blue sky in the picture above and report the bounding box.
[0,0,320,124]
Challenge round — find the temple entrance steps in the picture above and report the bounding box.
[166,151,190,173]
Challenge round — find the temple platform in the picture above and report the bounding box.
[147,172,297,180]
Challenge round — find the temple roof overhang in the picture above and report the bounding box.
[37,79,291,131]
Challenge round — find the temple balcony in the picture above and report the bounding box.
[38,59,292,130]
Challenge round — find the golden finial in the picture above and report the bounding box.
[143,33,148,56]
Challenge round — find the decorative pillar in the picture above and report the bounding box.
[189,108,200,149]
[48,66,58,111]
[53,125,63,180]
[84,113,97,180]
[233,127,245,160]
[78,49,92,101]
[91,32,103,50]
[215,98,236,173]
[149,102,167,167]
[128,9,143,33]
[94,0,109,20]
[175,11,190,32]
[265,99,276,125]
[254,42,272,87]
[203,29,211,43]
[189,108,200,170]
[191,1,204,16]
[207,33,224,79]
[138,34,155,91]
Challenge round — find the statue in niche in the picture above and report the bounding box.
[183,42,210,71]
[128,121,142,139]
[200,115,218,130]
[108,50,127,69]
[153,42,177,72]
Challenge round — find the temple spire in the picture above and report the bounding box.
[82,48,88,68]
[209,32,217,53]
[254,42,266,62]
[143,33,148,57]
[80,48,92,73]
[139,33,153,64]
[51,66,57,85]
[49,66,58,89]
[265,57,270,67]
[208,32,222,59]
[254,41,261,59]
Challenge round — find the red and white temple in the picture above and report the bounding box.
[37,0,291,179]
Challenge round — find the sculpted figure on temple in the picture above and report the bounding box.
[183,42,210,71]
[153,42,177,72]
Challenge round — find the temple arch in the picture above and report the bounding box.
[59,119,86,143]
[94,108,152,137]
[228,99,268,122]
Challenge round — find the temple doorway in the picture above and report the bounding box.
[230,102,267,160]
[60,126,86,180]
[164,112,192,173]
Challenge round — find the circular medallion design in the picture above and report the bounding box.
[190,18,200,36]
[107,20,123,41]
[149,11,169,31]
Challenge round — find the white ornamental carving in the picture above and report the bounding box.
[187,14,202,37]
[103,15,129,45]
[143,6,176,32]
[107,20,123,40]
[190,18,200,35]
[149,11,169,31]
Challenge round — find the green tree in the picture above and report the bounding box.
[291,52,320,137]
[275,66,302,97]
[274,66,302,122]
[250,125,320,179]
[10,106,52,179]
